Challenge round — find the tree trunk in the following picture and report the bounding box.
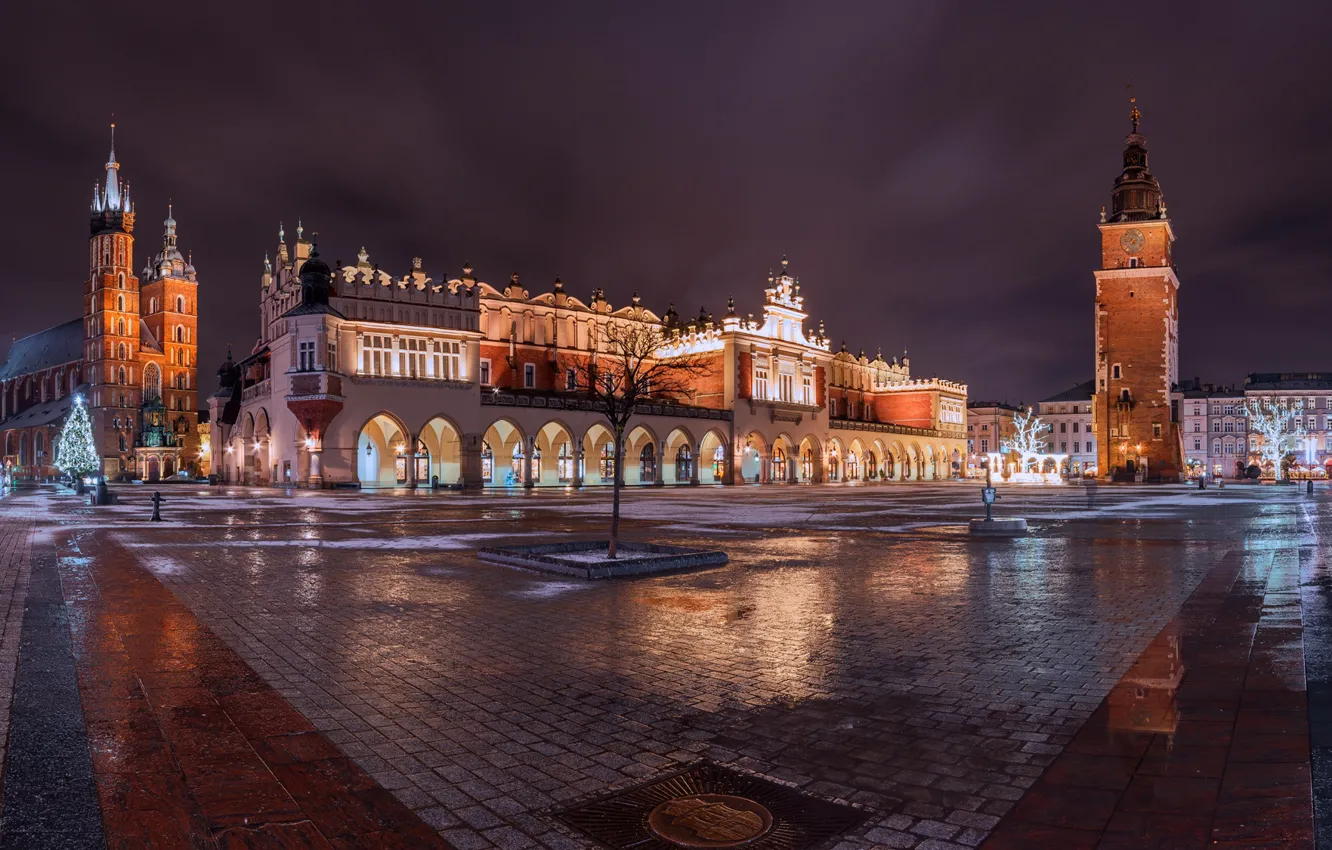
[609,427,625,559]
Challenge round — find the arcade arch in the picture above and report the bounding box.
[419,415,464,487]
[663,426,695,485]
[533,420,577,486]
[358,412,409,487]
[482,418,526,487]
[698,429,729,485]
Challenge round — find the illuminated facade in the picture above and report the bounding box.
[1037,380,1096,477]
[211,241,968,488]
[1241,373,1332,478]
[0,129,202,480]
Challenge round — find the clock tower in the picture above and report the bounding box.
[1092,99,1183,481]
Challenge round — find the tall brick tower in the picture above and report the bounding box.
[1092,99,1183,481]
[85,123,140,473]
[141,204,201,468]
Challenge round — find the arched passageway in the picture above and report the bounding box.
[482,419,526,487]
[419,415,463,487]
[358,412,409,487]
[663,427,695,485]
[698,429,728,485]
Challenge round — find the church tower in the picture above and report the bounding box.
[141,204,201,468]
[1092,100,1183,481]
[85,124,140,473]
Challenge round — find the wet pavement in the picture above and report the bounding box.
[0,481,1326,848]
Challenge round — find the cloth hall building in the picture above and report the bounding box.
[210,235,967,490]
[0,131,202,481]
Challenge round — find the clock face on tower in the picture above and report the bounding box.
[1120,228,1146,255]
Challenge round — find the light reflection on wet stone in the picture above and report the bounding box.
[41,483,1329,847]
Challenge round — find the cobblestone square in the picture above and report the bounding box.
[0,482,1325,848]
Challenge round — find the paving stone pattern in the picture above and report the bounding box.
[87,483,1275,849]
[0,515,32,790]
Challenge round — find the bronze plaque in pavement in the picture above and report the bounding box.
[556,761,866,850]
[648,794,774,847]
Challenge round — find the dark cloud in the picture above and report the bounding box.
[3,0,1331,402]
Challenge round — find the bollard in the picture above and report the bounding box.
[150,491,163,521]
[1309,479,1315,495]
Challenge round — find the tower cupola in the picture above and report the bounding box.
[1108,99,1164,223]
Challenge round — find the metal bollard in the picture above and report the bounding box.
[150,491,163,521]
[1309,479,1315,495]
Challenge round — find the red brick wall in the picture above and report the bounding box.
[737,352,752,400]
[690,352,726,409]
[874,391,934,428]
[1094,220,1183,478]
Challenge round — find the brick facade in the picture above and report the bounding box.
[1091,108,1184,482]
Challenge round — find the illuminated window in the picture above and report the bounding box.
[753,355,769,400]
[778,358,794,402]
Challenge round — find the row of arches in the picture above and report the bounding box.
[736,432,958,483]
[219,408,961,489]
[356,414,732,488]
[350,414,959,488]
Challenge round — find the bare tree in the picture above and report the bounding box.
[564,321,707,558]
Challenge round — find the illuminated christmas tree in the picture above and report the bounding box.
[55,395,100,478]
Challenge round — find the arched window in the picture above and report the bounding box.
[117,343,126,360]
[175,326,184,343]
[149,297,157,313]
[143,362,161,401]
[639,444,656,482]
[772,447,786,481]
[557,443,573,482]
[712,445,726,479]
[176,295,184,313]
[117,272,125,289]
[117,366,126,385]
[675,445,693,482]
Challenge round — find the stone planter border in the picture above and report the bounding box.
[477,540,728,579]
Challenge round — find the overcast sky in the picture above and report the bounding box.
[3,1,1330,403]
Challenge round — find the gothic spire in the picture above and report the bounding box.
[102,122,124,212]
[90,123,134,233]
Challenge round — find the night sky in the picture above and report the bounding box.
[3,2,1331,404]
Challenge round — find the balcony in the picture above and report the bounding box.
[286,372,345,401]
[241,379,270,403]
